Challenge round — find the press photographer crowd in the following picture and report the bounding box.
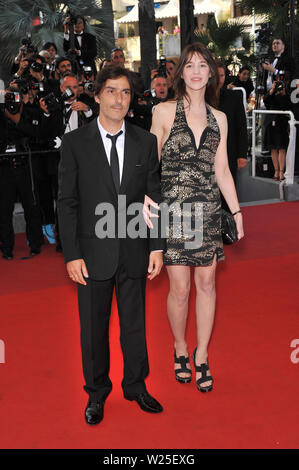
[0,15,297,260]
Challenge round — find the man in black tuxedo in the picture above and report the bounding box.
[262,37,296,92]
[63,14,97,75]
[57,65,165,425]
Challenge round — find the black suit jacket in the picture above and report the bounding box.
[63,31,97,73]
[57,119,165,280]
[219,88,248,174]
[263,51,296,90]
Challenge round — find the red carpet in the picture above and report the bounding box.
[0,201,299,449]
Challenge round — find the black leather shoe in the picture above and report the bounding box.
[124,392,163,413]
[85,400,104,425]
[2,252,13,260]
[30,248,41,256]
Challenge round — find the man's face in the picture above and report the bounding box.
[74,18,84,34]
[58,60,72,76]
[217,67,226,89]
[166,61,176,78]
[47,46,56,59]
[152,76,168,99]
[272,39,285,55]
[111,50,125,67]
[60,77,79,101]
[95,76,131,124]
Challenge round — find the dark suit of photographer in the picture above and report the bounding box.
[262,38,296,92]
[63,14,97,75]
[0,92,43,259]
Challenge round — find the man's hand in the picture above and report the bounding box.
[227,82,235,90]
[66,259,89,285]
[237,158,247,169]
[147,252,163,280]
[262,62,276,73]
[143,195,160,229]
[39,98,49,114]
[71,101,89,112]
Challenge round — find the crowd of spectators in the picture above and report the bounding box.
[0,18,297,260]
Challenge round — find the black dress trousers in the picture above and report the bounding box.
[77,243,149,402]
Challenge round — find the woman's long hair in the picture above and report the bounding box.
[173,42,219,108]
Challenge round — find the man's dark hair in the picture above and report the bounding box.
[43,42,58,53]
[94,65,134,96]
[56,56,72,69]
[74,14,86,27]
[273,36,285,45]
[166,59,176,66]
[110,48,124,58]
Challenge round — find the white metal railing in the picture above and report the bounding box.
[232,87,247,113]
[252,109,299,185]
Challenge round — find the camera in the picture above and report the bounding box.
[83,66,93,80]
[142,88,161,107]
[43,87,75,113]
[4,91,21,114]
[274,70,287,93]
[20,37,37,55]
[30,61,44,74]
[157,56,167,78]
[82,81,94,93]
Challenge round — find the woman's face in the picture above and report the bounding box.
[239,69,250,82]
[181,53,211,92]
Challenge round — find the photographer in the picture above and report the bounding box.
[262,37,296,92]
[77,66,98,116]
[63,14,97,75]
[40,72,94,145]
[0,86,43,259]
[10,37,37,76]
[150,57,176,98]
[127,73,168,131]
[53,56,73,83]
[263,74,292,181]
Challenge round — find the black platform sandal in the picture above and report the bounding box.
[174,350,192,384]
[192,348,213,393]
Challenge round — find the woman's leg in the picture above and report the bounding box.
[193,255,217,387]
[166,265,191,378]
[278,148,286,179]
[271,149,279,179]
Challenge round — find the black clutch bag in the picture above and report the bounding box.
[221,209,238,245]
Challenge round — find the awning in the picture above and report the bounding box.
[194,0,218,15]
[117,0,224,24]
[117,4,139,24]
[155,0,179,20]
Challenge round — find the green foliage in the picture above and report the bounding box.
[195,17,256,70]
[0,0,114,63]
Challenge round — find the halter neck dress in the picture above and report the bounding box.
[160,98,225,266]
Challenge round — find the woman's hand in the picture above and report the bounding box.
[234,213,244,241]
[143,195,160,229]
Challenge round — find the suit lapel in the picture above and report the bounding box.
[120,122,140,194]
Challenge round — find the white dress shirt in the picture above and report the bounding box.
[96,119,162,254]
[266,55,280,90]
[64,32,82,54]
[97,118,126,182]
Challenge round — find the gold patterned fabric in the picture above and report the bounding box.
[161,98,225,266]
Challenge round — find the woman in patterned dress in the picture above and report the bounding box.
[148,43,244,392]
